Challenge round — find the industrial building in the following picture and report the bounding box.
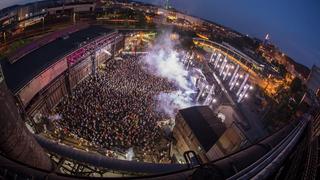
[173,106,226,162]
[1,25,124,128]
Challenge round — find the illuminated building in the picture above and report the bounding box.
[263,33,270,45]
[165,0,170,9]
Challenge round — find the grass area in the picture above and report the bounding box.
[0,53,5,60]
[1,39,32,59]
[10,39,30,51]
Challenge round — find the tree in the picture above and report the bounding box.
[278,64,287,78]
[290,77,303,94]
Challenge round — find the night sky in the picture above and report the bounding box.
[137,0,320,68]
[1,0,320,67]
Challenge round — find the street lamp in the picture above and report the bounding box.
[212,98,217,103]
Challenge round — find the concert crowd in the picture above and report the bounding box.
[53,55,175,162]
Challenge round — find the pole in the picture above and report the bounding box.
[219,57,227,76]
[236,74,249,96]
[214,53,221,68]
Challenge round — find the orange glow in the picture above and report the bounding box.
[167,15,177,20]
[194,39,291,98]
[196,33,209,40]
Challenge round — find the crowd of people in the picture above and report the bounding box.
[54,55,176,161]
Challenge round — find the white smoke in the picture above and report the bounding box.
[48,114,62,121]
[155,91,194,118]
[126,147,134,161]
[144,50,190,90]
[141,32,196,118]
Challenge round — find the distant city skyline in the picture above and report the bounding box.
[1,0,319,68]
[0,0,37,8]
[137,0,320,68]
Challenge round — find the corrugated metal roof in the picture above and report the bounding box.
[178,106,226,152]
[1,25,112,93]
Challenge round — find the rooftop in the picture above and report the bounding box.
[178,106,226,152]
[1,25,112,93]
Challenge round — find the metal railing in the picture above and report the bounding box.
[228,116,309,179]
[0,116,310,179]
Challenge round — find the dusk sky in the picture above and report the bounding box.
[138,0,320,68]
[1,0,320,67]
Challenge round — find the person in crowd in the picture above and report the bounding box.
[54,55,175,162]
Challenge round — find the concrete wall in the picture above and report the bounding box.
[173,113,209,163]
[18,58,68,107]
[18,33,123,119]
[0,81,52,170]
[26,74,68,118]
[206,123,246,161]
[47,4,95,15]
[69,56,92,89]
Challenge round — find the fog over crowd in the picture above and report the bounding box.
[142,33,197,118]
[53,33,196,161]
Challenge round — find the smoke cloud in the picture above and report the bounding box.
[141,32,196,118]
[155,91,194,118]
[126,147,134,161]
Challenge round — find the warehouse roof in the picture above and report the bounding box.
[179,106,226,152]
[1,25,112,93]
